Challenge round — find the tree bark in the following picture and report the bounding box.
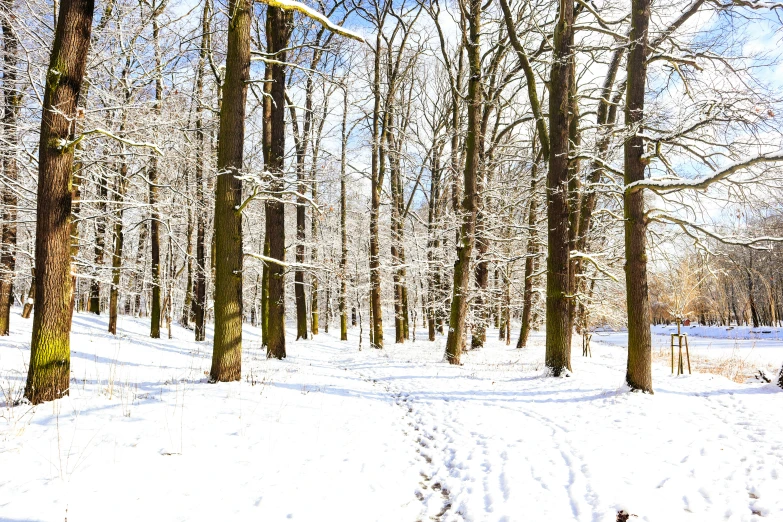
[108,162,128,335]
[25,0,94,404]
[0,0,20,335]
[260,234,269,346]
[21,269,34,319]
[368,29,384,349]
[339,85,349,341]
[545,0,574,376]
[89,172,108,314]
[264,5,292,360]
[623,0,653,393]
[210,0,251,380]
[426,146,443,342]
[289,97,309,341]
[192,0,210,342]
[148,5,164,339]
[444,0,480,365]
[518,159,539,348]
[471,164,489,349]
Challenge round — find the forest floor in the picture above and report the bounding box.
[1,309,782,522]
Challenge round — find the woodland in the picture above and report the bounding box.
[1,0,783,400]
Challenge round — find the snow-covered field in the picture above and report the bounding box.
[1,309,782,521]
[598,325,783,381]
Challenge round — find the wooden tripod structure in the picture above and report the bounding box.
[670,319,691,375]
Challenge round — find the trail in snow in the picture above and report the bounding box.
[1,309,782,521]
[326,335,783,522]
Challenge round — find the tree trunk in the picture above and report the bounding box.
[566,53,581,335]
[260,234,269,347]
[134,218,147,316]
[426,148,443,342]
[339,86,349,341]
[149,8,163,339]
[388,122,407,344]
[471,166,489,349]
[182,184,193,327]
[89,172,108,314]
[0,1,20,336]
[289,95,309,341]
[25,0,94,404]
[108,163,128,335]
[191,0,210,342]
[310,165,319,336]
[518,160,539,348]
[210,0,251,379]
[21,269,34,319]
[294,166,308,340]
[368,30,384,349]
[69,178,81,320]
[545,0,574,376]
[623,0,653,393]
[264,5,292,360]
[444,0,480,365]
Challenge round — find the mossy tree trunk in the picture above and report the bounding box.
[210,0,251,380]
[0,0,20,336]
[25,0,95,404]
[623,0,653,393]
[444,0,481,365]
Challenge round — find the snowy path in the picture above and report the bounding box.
[325,336,783,521]
[1,310,782,521]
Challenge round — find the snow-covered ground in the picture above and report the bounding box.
[1,309,782,521]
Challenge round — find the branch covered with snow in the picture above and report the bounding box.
[570,251,619,282]
[244,252,324,271]
[625,150,783,194]
[255,0,365,42]
[650,213,783,248]
[59,128,163,156]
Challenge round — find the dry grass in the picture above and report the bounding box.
[652,345,765,383]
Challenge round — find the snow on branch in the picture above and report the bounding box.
[715,0,783,9]
[570,251,619,282]
[625,150,783,194]
[58,128,163,156]
[650,213,783,248]
[255,0,365,42]
[244,252,325,271]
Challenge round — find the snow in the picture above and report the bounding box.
[598,325,783,376]
[256,0,365,42]
[1,310,782,521]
